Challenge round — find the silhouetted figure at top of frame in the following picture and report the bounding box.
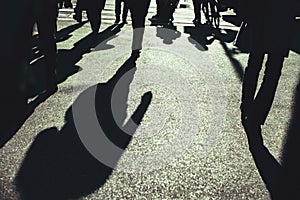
[31,0,60,95]
[192,0,204,25]
[114,0,129,24]
[149,0,179,26]
[127,0,151,57]
[240,0,297,126]
[240,1,299,198]
[72,0,106,41]
[58,0,73,9]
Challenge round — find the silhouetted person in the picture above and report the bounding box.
[58,0,73,9]
[166,0,179,22]
[128,0,151,56]
[31,0,59,94]
[73,0,86,22]
[87,0,106,36]
[115,0,128,24]
[1,2,32,120]
[240,0,296,126]
[192,0,204,24]
[73,0,106,39]
[149,0,179,23]
[150,0,162,20]
[0,0,50,146]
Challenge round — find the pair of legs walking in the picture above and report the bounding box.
[73,0,105,37]
[241,52,285,125]
[192,0,203,24]
[32,1,59,94]
[128,0,151,57]
[115,0,128,24]
[150,0,178,22]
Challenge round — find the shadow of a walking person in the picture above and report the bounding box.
[184,25,214,51]
[15,53,152,200]
[242,75,300,200]
[27,24,123,100]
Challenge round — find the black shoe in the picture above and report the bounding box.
[115,17,120,24]
[193,18,201,25]
[122,19,128,24]
[73,14,82,23]
[131,50,141,60]
[149,15,161,21]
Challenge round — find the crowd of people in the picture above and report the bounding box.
[1,0,299,198]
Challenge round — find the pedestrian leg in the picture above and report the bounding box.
[253,53,285,125]
[192,0,201,24]
[122,0,129,23]
[241,52,264,123]
[115,0,122,23]
[36,3,58,94]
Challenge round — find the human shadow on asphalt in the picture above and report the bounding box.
[55,21,88,43]
[27,23,124,99]
[0,24,125,149]
[29,21,88,66]
[213,29,244,82]
[149,22,181,44]
[156,25,181,44]
[15,54,153,200]
[242,74,300,199]
[184,25,215,51]
[185,25,244,81]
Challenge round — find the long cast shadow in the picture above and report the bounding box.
[243,74,300,199]
[213,28,244,82]
[0,24,124,149]
[185,25,244,81]
[29,21,88,70]
[27,23,124,98]
[15,54,152,199]
[184,25,215,51]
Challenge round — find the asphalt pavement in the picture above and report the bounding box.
[1,0,300,199]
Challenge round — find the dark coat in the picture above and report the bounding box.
[241,0,297,57]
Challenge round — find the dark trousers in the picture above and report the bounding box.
[115,0,128,20]
[35,10,58,75]
[29,0,58,85]
[241,52,285,125]
[129,0,151,28]
[156,0,166,17]
[156,0,178,20]
[87,6,103,34]
[192,0,203,20]
[75,0,105,34]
